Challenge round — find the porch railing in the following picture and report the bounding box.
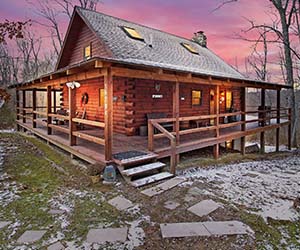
[148,107,291,174]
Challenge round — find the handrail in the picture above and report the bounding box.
[48,113,70,120]
[72,118,105,128]
[148,121,176,174]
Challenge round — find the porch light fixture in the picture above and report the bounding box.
[155,82,161,92]
[66,81,80,89]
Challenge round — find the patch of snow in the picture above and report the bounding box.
[180,155,300,221]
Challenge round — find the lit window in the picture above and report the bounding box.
[84,44,91,60]
[226,90,233,109]
[192,90,202,106]
[122,27,144,41]
[181,43,198,54]
[99,88,104,107]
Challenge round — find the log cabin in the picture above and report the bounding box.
[10,7,292,187]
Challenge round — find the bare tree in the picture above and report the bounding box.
[217,0,300,146]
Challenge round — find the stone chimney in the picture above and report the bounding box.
[192,31,207,47]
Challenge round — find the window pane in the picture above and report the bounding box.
[84,45,91,59]
[192,90,202,106]
[182,43,198,54]
[99,88,104,106]
[123,27,143,40]
[226,90,232,109]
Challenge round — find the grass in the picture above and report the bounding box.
[0,132,122,248]
[239,210,300,250]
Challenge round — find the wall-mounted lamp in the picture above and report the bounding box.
[66,81,80,89]
[155,82,161,92]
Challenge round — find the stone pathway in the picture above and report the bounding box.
[160,221,253,238]
[108,195,134,211]
[188,199,221,217]
[164,201,180,210]
[141,177,185,197]
[0,221,11,229]
[17,230,47,244]
[86,227,128,243]
[47,241,65,250]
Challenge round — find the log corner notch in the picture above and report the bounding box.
[104,67,113,162]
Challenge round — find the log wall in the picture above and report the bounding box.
[62,77,242,136]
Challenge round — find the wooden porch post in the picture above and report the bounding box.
[53,89,57,113]
[104,67,113,161]
[214,85,220,159]
[173,80,180,165]
[22,90,26,124]
[276,89,281,152]
[32,88,37,128]
[47,86,52,135]
[16,89,20,131]
[240,87,246,155]
[260,88,265,154]
[69,87,76,146]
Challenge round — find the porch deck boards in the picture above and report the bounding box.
[17,116,286,165]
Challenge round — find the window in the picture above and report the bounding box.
[192,90,202,106]
[122,27,144,41]
[83,44,91,60]
[226,90,233,109]
[99,88,104,107]
[181,42,198,54]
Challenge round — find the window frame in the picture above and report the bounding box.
[122,26,144,41]
[181,42,199,54]
[83,43,92,60]
[192,90,202,106]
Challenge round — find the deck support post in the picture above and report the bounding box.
[214,85,220,159]
[240,87,246,155]
[16,89,20,131]
[173,80,180,166]
[32,88,37,128]
[104,67,113,161]
[276,89,281,152]
[260,88,265,154]
[69,86,76,146]
[22,90,26,124]
[47,86,52,135]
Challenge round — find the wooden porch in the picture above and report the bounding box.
[16,106,291,168]
[13,62,292,174]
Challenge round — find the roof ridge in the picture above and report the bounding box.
[75,6,201,46]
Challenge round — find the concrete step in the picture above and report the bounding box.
[114,153,158,168]
[122,162,166,177]
[131,172,173,188]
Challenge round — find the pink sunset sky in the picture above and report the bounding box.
[0,0,281,80]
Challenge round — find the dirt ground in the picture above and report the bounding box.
[0,131,299,250]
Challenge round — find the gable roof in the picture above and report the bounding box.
[56,6,245,80]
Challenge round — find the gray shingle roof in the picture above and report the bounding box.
[76,7,245,80]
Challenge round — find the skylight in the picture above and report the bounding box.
[181,43,198,54]
[122,27,144,41]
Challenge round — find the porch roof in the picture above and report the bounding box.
[9,57,291,90]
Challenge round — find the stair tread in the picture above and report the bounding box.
[114,153,158,166]
[122,162,166,177]
[131,172,174,188]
